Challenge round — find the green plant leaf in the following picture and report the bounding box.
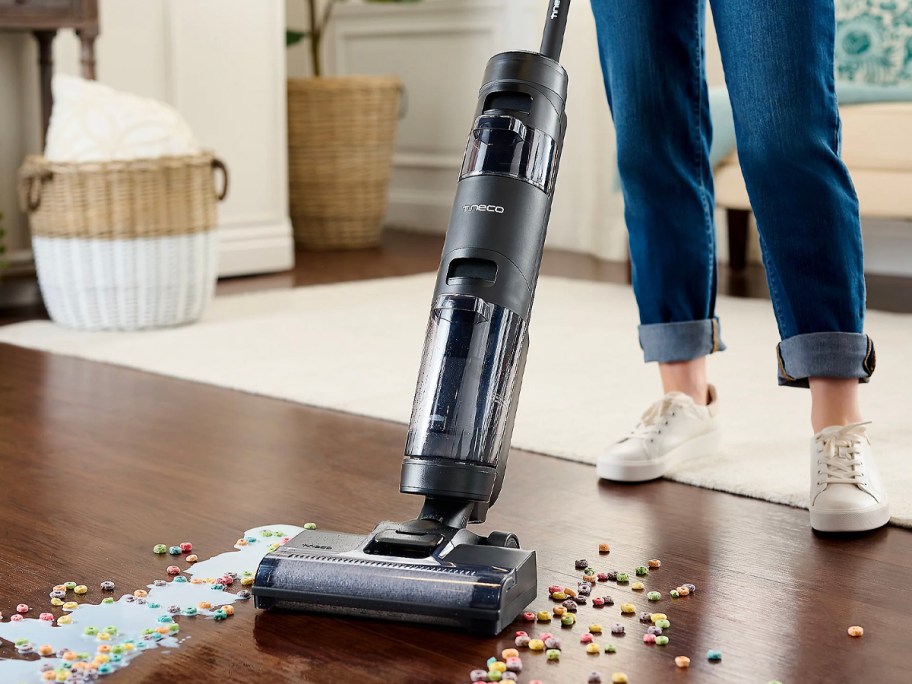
[286,29,310,47]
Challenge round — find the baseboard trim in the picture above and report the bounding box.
[217,218,295,277]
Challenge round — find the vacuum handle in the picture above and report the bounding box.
[540,0,572,61]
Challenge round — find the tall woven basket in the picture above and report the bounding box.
[18,152,228,331]
[287,75,402,249]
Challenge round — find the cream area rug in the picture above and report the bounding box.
[1,274,909,527]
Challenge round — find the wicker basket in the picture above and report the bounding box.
[287,75,402,249]
[18,152,228,331]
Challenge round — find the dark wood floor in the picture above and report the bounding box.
[1,231,911,683]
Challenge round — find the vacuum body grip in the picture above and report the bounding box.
[401,51,568,507]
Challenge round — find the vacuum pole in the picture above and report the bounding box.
[540,0,572,61]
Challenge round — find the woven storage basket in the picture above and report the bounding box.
[18,152,228,331]
[287,75,402,249]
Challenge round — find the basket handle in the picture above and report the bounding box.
[212,157,229,201]
[18,163,51,213]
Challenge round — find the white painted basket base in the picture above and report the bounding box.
[33,233,218,331]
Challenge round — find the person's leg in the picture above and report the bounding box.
[591,0,722,482]
[590,0,725,404]
[711,0,887,531]
[710,0,873,396]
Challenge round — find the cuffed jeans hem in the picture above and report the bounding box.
[638,318,726,363]
[777,332,875,388]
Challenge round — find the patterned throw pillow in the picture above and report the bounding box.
[835,0,912,84]
[45,75,200,162]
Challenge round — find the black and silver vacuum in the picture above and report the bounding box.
[253,0,571,635]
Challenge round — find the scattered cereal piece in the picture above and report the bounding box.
[186,554,199,563]
[683,583,696,593]
[16,604,29,613]
[240,576,254,587]
[62,602,79,612]
[56,616,72,625]
[38,644,54,656]
[562,599,578,613]
[167,566,181,576]
[605,644,617,653]
[677,586,690,596]
[39,613,54,621]
[537,611,552,622]
[650,613,667,623]
[670,590,680,598]
[553,606,566,617]
[575,559,589,570]
[502,648,519,660]
[529,638,545,651]
[610,623,625,635]
[630,581,645,591]
[580,633,594,644]
[616,573,629,583]
[552,591,568,601]
[153,544,167,554]
[648,559,661,568]
[606,570,619,581]
[522,611,536,622]
[544,636,561,650]
[168,546,182,555]
[611,673,629,683]
[647,591,661,601]
[180,542,193,553]
[561,614,576,626]
[548,584,563,594]
[564,587,578,598]
[197,601,212,610]
[597,573,609,582]
[74,585,88,595]
[707,649,723,661]
[586,643,602,655]
[589,624,603,634]
[620,603,636,614]
[656,636,669,646]
[592,597,605,608]
[599,543,610,553]
[643,633,657,644]
[675,656,691,668]
[546,648,561,661]
[635,566,649,576]
[646,626,662,636]
[848,625,864,637]
[133,590,148,598]
[100,581,115,591]
[303,522,317,530]
[655,619,671,629]
[236,590,252,600]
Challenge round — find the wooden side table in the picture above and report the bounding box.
[0,0,99,145]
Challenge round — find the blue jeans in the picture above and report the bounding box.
[590,0,875,387]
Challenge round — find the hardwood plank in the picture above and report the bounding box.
[1,342,910,683]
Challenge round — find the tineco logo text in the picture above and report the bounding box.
[551,0,561,19]
[463,204,505,214]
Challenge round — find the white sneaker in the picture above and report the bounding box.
[597,386,721,482]
[810,422,890,532]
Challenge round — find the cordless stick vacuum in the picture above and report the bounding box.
[253,0,571,635]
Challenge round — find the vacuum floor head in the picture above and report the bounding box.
[253,523,537,635]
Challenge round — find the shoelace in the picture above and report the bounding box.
[628,394,695,443]
[817,421,871,486]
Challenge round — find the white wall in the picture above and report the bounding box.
[0,0,293,276]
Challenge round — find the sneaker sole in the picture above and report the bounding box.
[596,428,722,483]
[810,501,891,533]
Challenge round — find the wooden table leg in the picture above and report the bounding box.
[727,207,751,272]
[33,29,57,147]
[76,27,98,80]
